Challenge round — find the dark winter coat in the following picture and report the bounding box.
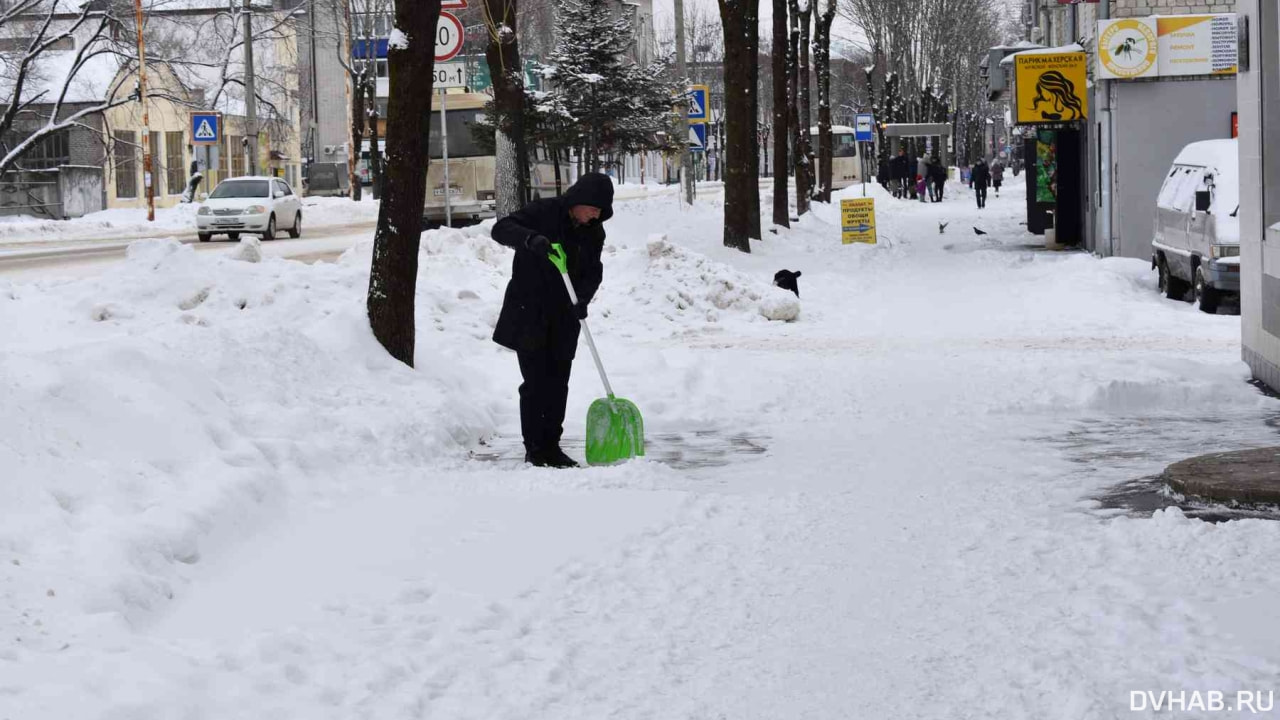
[929,161,948,185]
[491,173,614,352]
[991,162,1005,183]
[878,158,890,184]
[971,161,991,189]
[890,154,911,181]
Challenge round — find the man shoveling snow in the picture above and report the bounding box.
[491,172,614,469]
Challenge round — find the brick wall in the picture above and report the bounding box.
[1113,0,1237,19]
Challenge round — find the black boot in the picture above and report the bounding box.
[544,446,579,469]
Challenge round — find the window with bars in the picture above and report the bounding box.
[165,131,184,195]
[114,130,137,198]
[228,134,245,176]
[3,130,71,170]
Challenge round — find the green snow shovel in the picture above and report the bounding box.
[549,243,645,465]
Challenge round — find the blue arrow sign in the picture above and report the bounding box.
[689,122,707,152]
[191,112,220,145]
[843,223,872,233]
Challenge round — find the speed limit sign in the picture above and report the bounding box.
[435,11,464,62]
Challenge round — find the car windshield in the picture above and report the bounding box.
[210,180,269,199]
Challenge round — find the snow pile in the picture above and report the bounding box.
[232,235,262,262]
[632,234,800,323]
[0,237,500,645]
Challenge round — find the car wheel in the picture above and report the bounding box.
[1158,255,1188,300]
[198,233,212,243]
[287,212,301,239]
[1194,266,1220,314]
[228,233,240,241]
[263,215,276,241]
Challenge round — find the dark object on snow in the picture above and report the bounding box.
[773,269,802,297]
[939,222,949,234]
[973,227,988,236]
[491,172,614,462]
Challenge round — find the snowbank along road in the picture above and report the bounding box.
[4,175,1280,719]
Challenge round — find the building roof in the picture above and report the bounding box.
[0,48,126,105]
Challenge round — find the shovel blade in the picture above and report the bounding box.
[585,396,645,465]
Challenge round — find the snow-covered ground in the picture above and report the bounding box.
[4,175,1280,718]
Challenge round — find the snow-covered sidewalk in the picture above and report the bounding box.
[4,176,1280,718]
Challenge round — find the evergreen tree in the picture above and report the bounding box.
[545,0,678,171]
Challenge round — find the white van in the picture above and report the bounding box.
[1151,138,1239,314]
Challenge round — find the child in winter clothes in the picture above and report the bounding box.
[916,174,927,202]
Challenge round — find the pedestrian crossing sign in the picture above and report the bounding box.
[687,85,709,122]
[840,198,877,244]
[190,112,220,145]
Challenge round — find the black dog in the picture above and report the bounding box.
[773,269,801,297]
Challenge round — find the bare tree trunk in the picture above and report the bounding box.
[798,0,813,202]
[484,0,531,215]
[717,0,758,253]
[787,0,807,215]
[367,79,383,200]
[814,0,834,202]
[771,0,789,227]
[746,9,761,240]
[343,1,363,201]
[367,0,443,367]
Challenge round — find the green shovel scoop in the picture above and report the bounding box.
[549,242,645,465]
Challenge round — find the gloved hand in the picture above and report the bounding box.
[573,302,589,320]
[525,234,551,256]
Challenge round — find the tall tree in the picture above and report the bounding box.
[797,0,813,201]
[482,0,531,216]
[717,0,758,252]
[813,0,835,202]
[546,0,675,172]
[366,0,442,366]
[770,0,789,228]
[786,0,807,215]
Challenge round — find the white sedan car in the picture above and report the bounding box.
[196,176,303,242]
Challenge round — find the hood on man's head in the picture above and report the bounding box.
[563,172,614,222]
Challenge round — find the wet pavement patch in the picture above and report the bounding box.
[470,430,768,470]
[1094,476,1280,523]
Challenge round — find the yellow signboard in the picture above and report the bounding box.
[1014,52,1088,125]
[840,198,877,245]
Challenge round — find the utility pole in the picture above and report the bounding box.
[1098,0,1113,256]
[243,0,259,176]
[133,0,153,221]
[672,0,694,205]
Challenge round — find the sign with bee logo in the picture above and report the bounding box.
[1098,17,1159,79]
[1013,52,1088,125]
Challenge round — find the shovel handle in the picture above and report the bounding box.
[548,242,614,399]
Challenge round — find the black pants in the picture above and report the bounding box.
[993,180,1002,194]
[933,182,945,202]
[976,185,987,208]
[516,325,579,454]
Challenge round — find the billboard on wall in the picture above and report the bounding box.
[1097,14,1238,80]
[1014,52,1088,125]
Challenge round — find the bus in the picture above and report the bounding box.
[809,125,864,190]
[424,92,497,225]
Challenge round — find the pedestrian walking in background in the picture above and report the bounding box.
[930,157,947,202]
[971,157,991,210]
[991,160,1005,196]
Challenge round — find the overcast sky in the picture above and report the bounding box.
[648,0,1021,60]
